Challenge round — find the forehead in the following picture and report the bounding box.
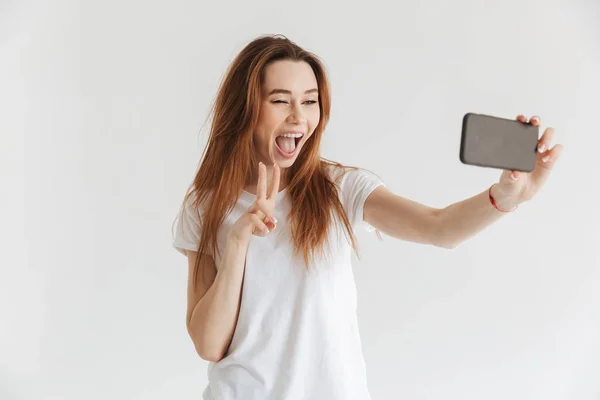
[262,60,318,93]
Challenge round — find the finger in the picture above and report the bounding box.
[508,170,521,182]
[249,213,270,235]
[539,143,563,167]
[270,163,281,199]
[530,115,541,126]
[247,205,277,227]
[264,214,278,225]
[265,219,276,231]
[536,127,555,154]
[531,144,563,188]
[257,162,267,200]
[261,213,278,231]
[247,204,266,220]
[498,167,525,186]
[516,114,527,123]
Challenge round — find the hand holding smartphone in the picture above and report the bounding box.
[460,113,540,172]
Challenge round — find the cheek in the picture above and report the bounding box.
[256,104,279,129]
[261,110,285,133]
[309,109,321,129]
[254,131,271,147]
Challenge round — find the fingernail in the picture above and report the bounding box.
[272,217,278,224]
[542,155,550,163]
[511,173,518,180]
[263,227,270,233]
[538,144,546,153]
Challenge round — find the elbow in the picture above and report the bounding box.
[188,327,224,363]
[192,338,223,363]
[438,241,459,249]
[195,344,223,363]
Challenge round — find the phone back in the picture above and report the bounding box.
[460,113,539,172]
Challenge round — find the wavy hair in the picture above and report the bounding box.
[173,34,380,287]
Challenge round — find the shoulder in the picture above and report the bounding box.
[322,161,354,182]
[178,189,210,224]
[323,161,383,192]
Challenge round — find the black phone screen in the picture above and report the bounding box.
[460,113,539,172]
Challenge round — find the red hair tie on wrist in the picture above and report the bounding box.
[489,184,518,213]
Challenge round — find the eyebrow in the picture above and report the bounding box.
[268,88,319,96]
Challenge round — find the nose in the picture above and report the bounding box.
[287,104,307,124]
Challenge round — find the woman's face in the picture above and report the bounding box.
[253,59,321,170]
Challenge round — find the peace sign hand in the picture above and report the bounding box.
[226,162,281,246]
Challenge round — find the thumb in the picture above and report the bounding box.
[499,170,521,186]
[247,204,268,223]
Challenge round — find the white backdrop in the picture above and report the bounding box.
[2,0,599,399]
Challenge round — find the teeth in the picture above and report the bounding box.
[279,133,303,138]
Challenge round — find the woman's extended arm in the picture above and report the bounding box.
[363,185,513,249]
[363,114,563,249]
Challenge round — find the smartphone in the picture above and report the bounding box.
[460,113,539,172]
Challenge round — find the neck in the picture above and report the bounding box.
[245,164,289,194]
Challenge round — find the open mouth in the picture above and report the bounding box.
[274,132,304,156]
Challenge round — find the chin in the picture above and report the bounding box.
[270,155,292,168]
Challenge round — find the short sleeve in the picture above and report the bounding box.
[171,195,203,256]
[337,167,386,233]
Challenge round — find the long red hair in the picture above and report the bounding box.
[174,34,375,286]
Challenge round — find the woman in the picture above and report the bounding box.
[172,34,562,400]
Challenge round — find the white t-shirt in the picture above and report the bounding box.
[172,165,385,400]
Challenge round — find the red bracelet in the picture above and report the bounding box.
[489,184,518,213]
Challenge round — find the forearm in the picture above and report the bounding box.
[434,185,518,248]
[188,238,248,361]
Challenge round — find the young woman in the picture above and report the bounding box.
[172,34,562,400]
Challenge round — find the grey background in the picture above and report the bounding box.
[2,0,599,399]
